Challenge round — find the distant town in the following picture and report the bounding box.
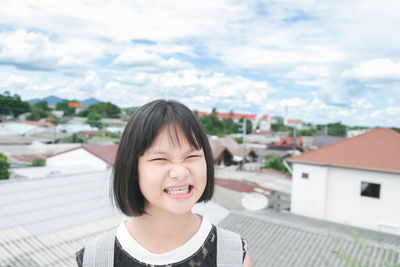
[1,91,400,266]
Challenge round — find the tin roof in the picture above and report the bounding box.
[219,211,400,267]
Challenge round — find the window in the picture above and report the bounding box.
[301,172,309,179]
[361,181,380,199]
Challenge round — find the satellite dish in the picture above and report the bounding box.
[241,192,269,211]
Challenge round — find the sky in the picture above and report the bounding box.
[0,0,399,127]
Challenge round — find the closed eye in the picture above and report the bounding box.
[186,154,201,159]
[150,158,167,161]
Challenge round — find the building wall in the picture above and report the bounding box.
[46,148,108,170]
[291,163,400,235]
[291,163,329,219]
[325,167,400,235]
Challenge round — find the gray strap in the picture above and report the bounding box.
[82,229,117,267]
[217,227,243,267]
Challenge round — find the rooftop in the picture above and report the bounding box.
[0,169,398,266]
[219,210,400,267]
[287,128,400,173]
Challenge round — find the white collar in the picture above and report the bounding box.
[116,216,212,265]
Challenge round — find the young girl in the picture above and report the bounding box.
[76,99,251,267]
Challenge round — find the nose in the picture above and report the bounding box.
[169,163,189,180]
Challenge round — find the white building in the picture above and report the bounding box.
[287,128,400,235]
[46,145,118,170]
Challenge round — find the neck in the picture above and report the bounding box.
[125,211,202,253]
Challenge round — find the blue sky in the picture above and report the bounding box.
[0,0,399,127]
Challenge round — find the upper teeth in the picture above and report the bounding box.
[166,186,190,195]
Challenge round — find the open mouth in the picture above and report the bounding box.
[164,185,193,195]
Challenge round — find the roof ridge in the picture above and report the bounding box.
[287,127,377,160]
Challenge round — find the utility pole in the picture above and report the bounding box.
[240,118,246,171]
[292,126,297,155]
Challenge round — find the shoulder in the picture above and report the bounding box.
[215,226,248,266]
[75,229,118,267]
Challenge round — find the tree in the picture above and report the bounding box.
[56,100,77,116]
[0,153,10,179]
[271,122,293,133]
[0,91,30,117]
[28,101,50,121]
[79,102,121,118]
[31,158,44,167]
[238,117,252,134]
[198,108,225,136]
[262,157,289,174]
[71,133,84,143]
[86,111,103,128]
[327,122,347,137]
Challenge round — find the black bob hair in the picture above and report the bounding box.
[112,99,214,216]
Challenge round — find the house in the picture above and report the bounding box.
[286,128,400,235]
[0,125,32,145]
[57,123,99,133]
[347,128,371,138]
[268,136,302,151]
[197,111,271,131]
[46,145,119,170]
[285,118,303,129]
[208,137,257,166]
[305,135,345,150]
[25,126,72,144]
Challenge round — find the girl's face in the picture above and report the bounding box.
[137,126,207,216]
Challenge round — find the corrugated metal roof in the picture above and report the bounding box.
[0,170,119,235]
[218,211,400,267]
[0,216,123,267]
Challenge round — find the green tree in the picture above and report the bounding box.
[238,117,252,134]
[327,122,347,137]
[262,157,289,174]
[271,122,293,132]
[86,111,103,128]
[55,100,77,116]
[31,158,44,167]
[0,91,30,117]
[298,128,318,137]
[0,153,10,179]
[71,133,84,143]
[28,101,50,121]
[79,102,121,118]
[198,108,225,136]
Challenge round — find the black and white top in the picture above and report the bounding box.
[76,218,247,267]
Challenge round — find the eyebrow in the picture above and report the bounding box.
[147,147,199,155]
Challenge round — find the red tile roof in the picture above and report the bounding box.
[215,178,274,194]
[216,112,257,120]
[15,121,54,127]
[269,137,302,149]
[286,128,400,173]
[47,145,119,166]
[83,145,119,165]
[11,154,47,163]
[287,119,302,124]
[196,111,261,120]
[196,111,208,116]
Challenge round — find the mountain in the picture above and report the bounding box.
[80,98,99,108]
[27,96,100,108]
[27,95,63,106]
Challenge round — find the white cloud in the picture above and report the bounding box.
[1,0,400,127]
[0,30,104,71]
[6,74,27,85]
[342,58,400,81]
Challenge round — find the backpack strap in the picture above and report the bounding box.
[216,227,243,267]
[82,229,117,267]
